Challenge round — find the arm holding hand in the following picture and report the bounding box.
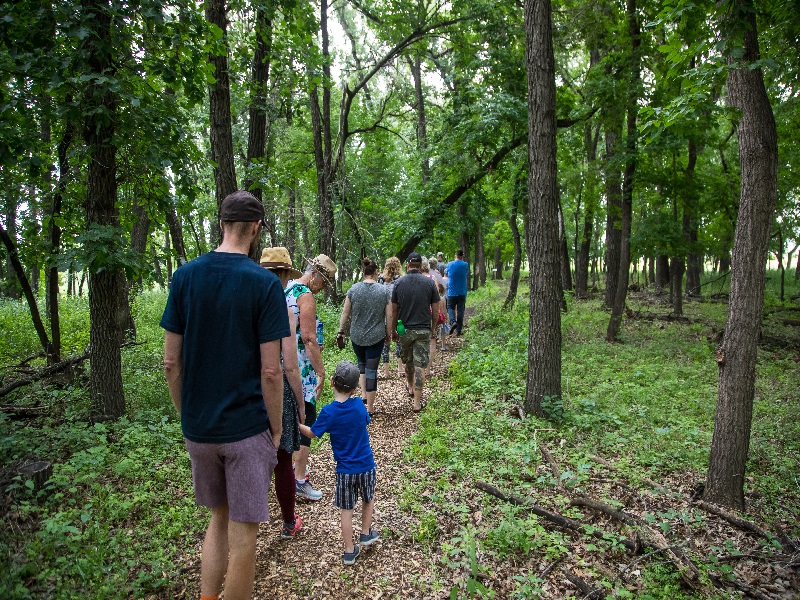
[298,423,317,440]
[260,340,284,447]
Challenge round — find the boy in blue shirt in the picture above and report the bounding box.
[299,360,380,565]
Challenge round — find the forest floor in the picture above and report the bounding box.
[168,293,800,600]
[174,321,474,599]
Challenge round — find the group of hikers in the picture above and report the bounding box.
[160,191,471,600]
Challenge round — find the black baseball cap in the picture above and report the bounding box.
[332,360,360,390]
[407,251,422,264]
[219,190,265,223]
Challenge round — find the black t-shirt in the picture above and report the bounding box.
[391,270,440,330]
[160,251,290,443]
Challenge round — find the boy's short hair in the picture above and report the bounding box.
[332,360,360,393]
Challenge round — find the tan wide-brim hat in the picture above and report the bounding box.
[260,247,302,279]
[306,254,338,289]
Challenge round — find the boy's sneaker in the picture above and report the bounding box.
[359,529,380,547]
[281,515,303,539]
[296,479,323,501]
[343,545,360,565]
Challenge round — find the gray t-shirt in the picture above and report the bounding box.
[346,281,389,346]
[391,270,441,330]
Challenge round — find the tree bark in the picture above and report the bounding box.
[494,245,503,280]
[705,0,778,510]
[206,0,238,236]
[655,254,670,291]
[558,200,572,295]
[83,0,125,419]
[165,206,187,266]
[504,179,524,310]
[473,220,485,288]
[245,6,274,245]
[524,0,561,416]
[603,107,623,308]
[575,119,600,298]
[411,54,430,183]
[607,0,640,341]
[4,198,20,299]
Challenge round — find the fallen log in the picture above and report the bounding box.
[695,500,774,544]
[475,481,637,553]
[0,404,47,419]
[0,351,88,398]
[562,567,605,599]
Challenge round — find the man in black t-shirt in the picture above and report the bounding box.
[390,252,440,412]
[161,190,289,600]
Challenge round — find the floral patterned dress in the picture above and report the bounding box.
[285,281,320,406]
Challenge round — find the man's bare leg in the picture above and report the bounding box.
[200,505,230,598]
[412,366,426,411]
[223,520,260,600]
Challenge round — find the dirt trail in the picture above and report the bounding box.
[248,337,465,599]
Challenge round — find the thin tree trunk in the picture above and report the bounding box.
[705,0,778,510]
[165,206,187,265]
[656,254,670,291]
[504,177,523,310]
[558,200,572,295]
[286,101,297,260]
[206,0,237,241]
[4,199,20,299]
[165,224,173,285]
[473,221,485,289]
[411,54,430,182]
[575,120,599,298]
[494,245,503,280]
[83,0,125,418]
[0,223,54,358]
[607,0,640,341]
[524,0,561,416]
[603,110,623,307]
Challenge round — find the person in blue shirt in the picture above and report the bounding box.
[299,360,380,565]
[445,249,470,335]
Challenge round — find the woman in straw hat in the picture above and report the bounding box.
[284,253,337,501]
[260,247,305,538]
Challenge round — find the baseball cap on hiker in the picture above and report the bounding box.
[260,247,302,279]
[332,360,360,391]
[219,190,265,223]
[307,254,338,289]
[407,251,422,264]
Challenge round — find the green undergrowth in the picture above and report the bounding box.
[0,288,348,599]
[403,276,799,599]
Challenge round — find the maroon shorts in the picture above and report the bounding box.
[185,430,277,523]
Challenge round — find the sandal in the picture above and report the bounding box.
[412,401,428,413]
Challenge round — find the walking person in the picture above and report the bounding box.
[298,361,380,566]
[260,247,306,539]
[377,257,403,379]
[161,191,288,600]
[336,258,391,416]
[391,252,440,412]
[446,249,470,336]
[285,254,338,501]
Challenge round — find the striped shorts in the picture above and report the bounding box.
[335,468,376,510]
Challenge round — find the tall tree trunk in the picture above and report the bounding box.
[655,254,670,291]
[603,108,623,307]
[165,224,173,285]
[705,0,778,510]
[286,101,297,261]
[474,221,486,288]
[4,198,20,299]
[206,0,237,241]
[524,0,561,416]
[0,223,54,358]
[575,119,600,298]
[684,135,701,297]
[607,0,640,341]
[558,200,572,295]
[83,0,125,418]
[494,245,503,280]
[504,177,524,310]
[411,54,430,183]
[165,206,187,266]
[245,6,275,245]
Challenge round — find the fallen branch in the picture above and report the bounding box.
[619,545,681,580]
[475,481,637,553]
[562,567,605,599]
[0,404,47,419]
[695,500,775,544]
[0,351,89,398]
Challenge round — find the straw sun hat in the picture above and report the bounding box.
[306,254,338,289]
[259,247,302,279]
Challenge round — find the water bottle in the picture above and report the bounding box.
[316,319,324,348]
[397,319,405,335]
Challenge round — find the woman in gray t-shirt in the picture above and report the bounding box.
[336,258,391,415]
